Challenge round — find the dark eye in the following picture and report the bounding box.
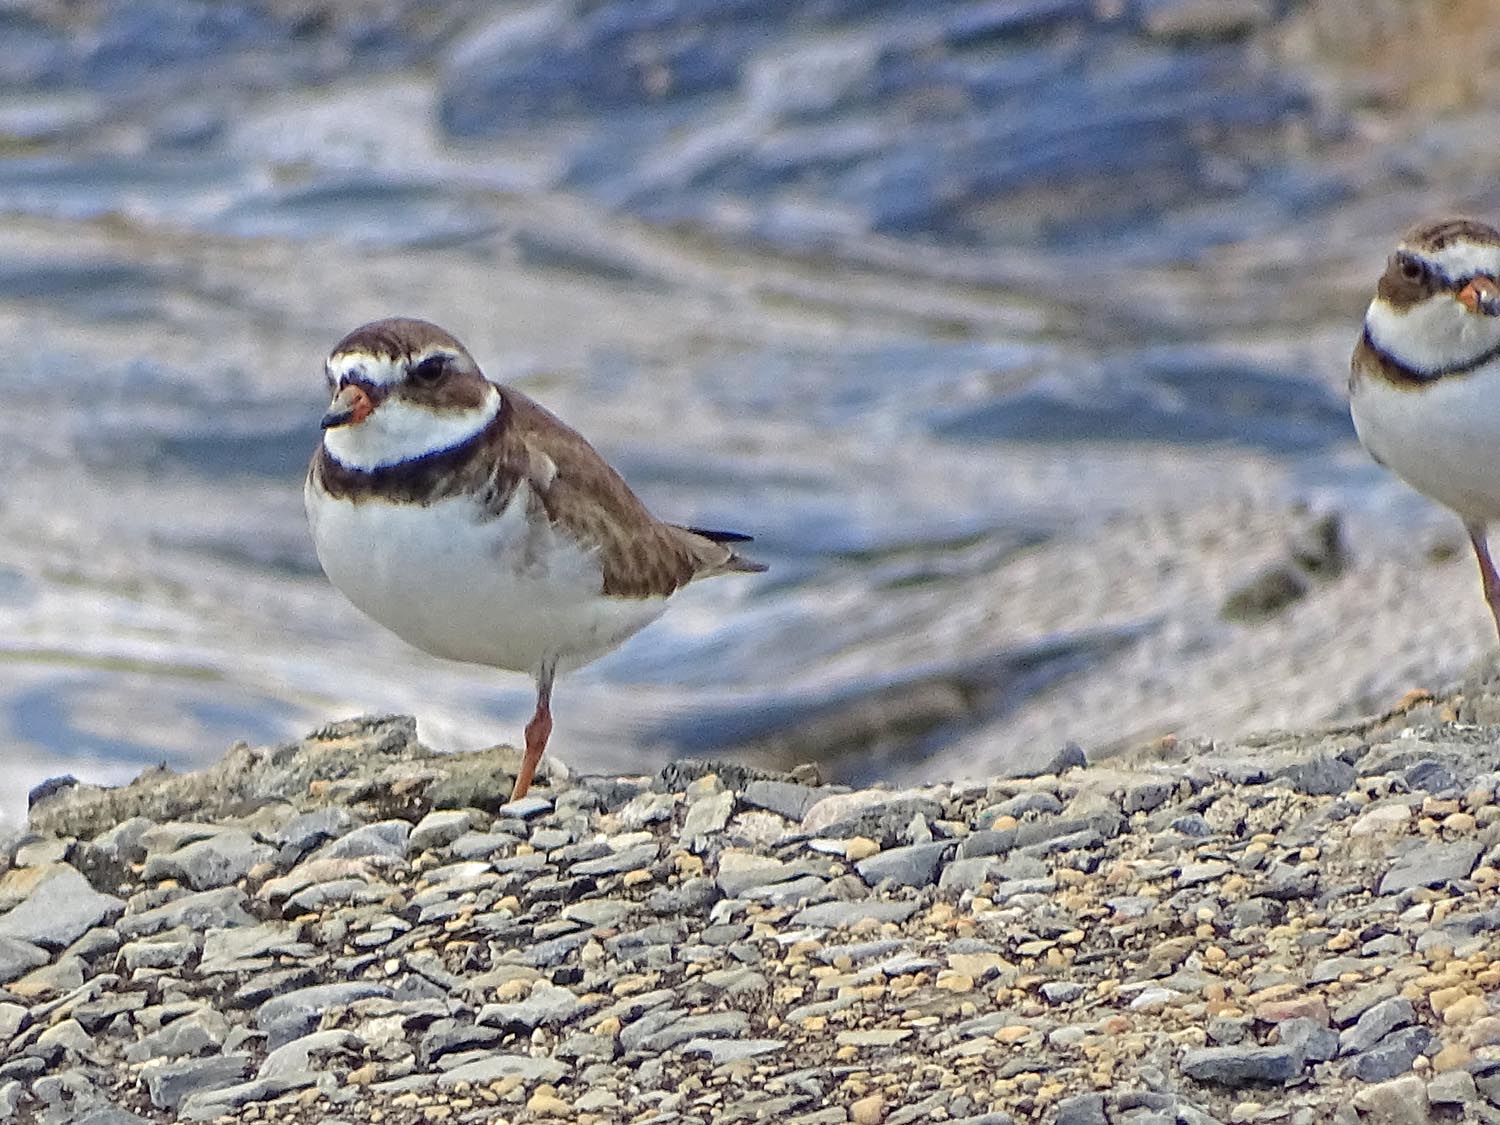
[1397,254,1427,284]
[410,355,448,384]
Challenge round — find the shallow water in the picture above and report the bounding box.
[2,2,1499,822]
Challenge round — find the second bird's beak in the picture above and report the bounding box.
[321,384,374,429]
[1458,276,1500,317]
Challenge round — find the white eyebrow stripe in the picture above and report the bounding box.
[1420,240,1500,282]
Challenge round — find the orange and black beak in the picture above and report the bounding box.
[321,383,375,429]
[1458,275,1500,317]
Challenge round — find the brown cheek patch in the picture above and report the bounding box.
[397,370,491,412]
[1376,262,1438,310]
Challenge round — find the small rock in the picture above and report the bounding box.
[1179,1044,1302,1086]
[854,842,950,889]
[1351,1073,1429,1125]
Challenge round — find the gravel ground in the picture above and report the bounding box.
[10,662,1500,1124]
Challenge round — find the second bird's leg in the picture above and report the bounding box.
[510,662,556,801]
[1466,522,1500,640]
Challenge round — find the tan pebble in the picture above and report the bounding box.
[527,1093,570,1116]
[1429,985,1468,1016]
[850,1094,885,1124]
[995,1025,1032,1044]
[1203,946,1227,966]
[936,971,975,993]
[1433,1042,1472,1070]
[1443,994,1490,1026]
[591,1016,621,1036]
[346,1064,379,1085]
[422,1107,451,1122]
[673,852,704,877]
[1229,1102,1263,1123]
[622,869,652,887]
[844,837,881,862]
[836,1044,859,1062]
[803,1016,828,1032]
[1444,812,1478,833]
[1325,931,1356,953]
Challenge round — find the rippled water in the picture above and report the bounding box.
[3,2,1500,822]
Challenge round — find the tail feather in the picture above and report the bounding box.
[671,524,768,578]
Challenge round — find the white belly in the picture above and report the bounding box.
[305,481,667,675]
[1351,367,1500,523]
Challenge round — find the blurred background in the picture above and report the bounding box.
[2,0,1498,822]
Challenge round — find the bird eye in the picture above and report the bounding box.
[410,355,448,384]
[1397,254,1427,284]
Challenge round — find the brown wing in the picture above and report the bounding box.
[493,388,763,598]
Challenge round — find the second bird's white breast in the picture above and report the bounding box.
[1352,361,1500,523]
[305,479,667,675]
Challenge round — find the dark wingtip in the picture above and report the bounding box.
[680,525,756,545]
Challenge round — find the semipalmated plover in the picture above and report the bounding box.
[1350,217,1500,635]
[305,318,764,798]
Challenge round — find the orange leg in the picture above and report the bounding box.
[1467,522,1500,641]
[510,664,555,801]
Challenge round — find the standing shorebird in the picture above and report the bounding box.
[305,318,764,798]
[1349,217,1500,635]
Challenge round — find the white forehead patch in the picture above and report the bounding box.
[327,351,407,388]
[1414,238,1500,282]
[322,385,502,470]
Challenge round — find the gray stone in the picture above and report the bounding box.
[0,866,124,950]
[142,1053,254,1111]
[618,792,676,829]
[1340,997,1415,1054]
[680,1037,787,1063]
[1277,1017,1337,1062]
[1277,756,1357,796]
[855,842,950,889]
[1332,982,1399,1028]
[124,1009,229,1062]
[1379,840,1482,895]
[257,982,392,1049]
[199,921,314,974]
[319,820,411,860]
[790,900,919,928]
[407,810,478,853]
[450,831,518,860]
[142,828,274,891]
[1179,1044,1302,1086]
[635,1010,750,1053]
[477,982,582,1032]
[802,793,945,843]
[1055,1094,1108,1125]
[995,792,1063,818]
[272,807,357,851]
[938,857,1001,893]
[495,795,553,819]
[116,887,255,939]
[570,842,658,876]
[0,1001,27,1038]
[1040,981,1085,1005]
[1122,779,1174,814]
[1177,861,1231,888]
[955,830,1016,860]
[0,935,49,983]
[435,1054,567,1085]
[681,791,735,838]
[1350,1026,1432,1083]
[178,1074,312,1121]
[742,781,820,821]
[119,935,195,972]
[717,853,797,897]
[258,1029,360,1079]
[1426,1068,1477,1106]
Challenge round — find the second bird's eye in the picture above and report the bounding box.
[410,355,448,384]
[1397,254,1426,283]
